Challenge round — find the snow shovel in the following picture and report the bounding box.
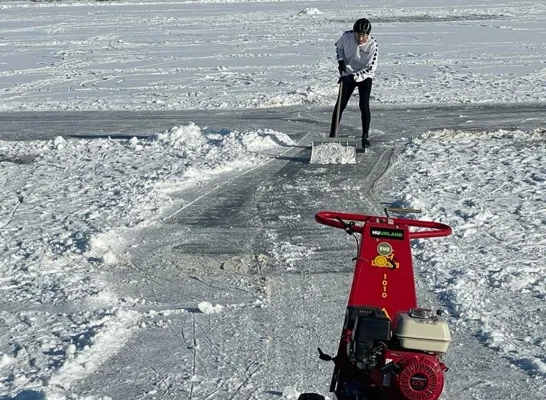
[309,79,357,164]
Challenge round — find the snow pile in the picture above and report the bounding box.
[156,125,294,182]
[388,128,546,376]
[86,231,128,266]
[154,122,209,154]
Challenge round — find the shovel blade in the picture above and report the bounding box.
[309,138,358,164]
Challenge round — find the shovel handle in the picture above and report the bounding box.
[333,80,343,138]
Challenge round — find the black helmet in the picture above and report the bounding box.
[353,18,372,34]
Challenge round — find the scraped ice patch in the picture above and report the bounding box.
[309,142,357,164]
[197,302,225,314]
[268,240,317,270]
[220,254,269,274]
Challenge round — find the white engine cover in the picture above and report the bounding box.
[394,309,451,354]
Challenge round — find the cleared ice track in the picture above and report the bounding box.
[23,104,541,400]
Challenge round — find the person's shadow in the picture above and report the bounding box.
[0,390,46,400]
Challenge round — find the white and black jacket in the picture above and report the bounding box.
[335,30,378,82]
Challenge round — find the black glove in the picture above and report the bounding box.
[337,60,346,75]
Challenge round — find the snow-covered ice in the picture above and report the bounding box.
[0,0,545,111]
[0,0,545,399]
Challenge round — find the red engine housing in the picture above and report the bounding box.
[374,350,446,400]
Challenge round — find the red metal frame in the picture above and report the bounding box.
[315,211,451,322]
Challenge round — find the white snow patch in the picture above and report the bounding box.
[47,309,140,391]
[387,127,546,377]
[0,354,15,369]
[309,142,357,164]
[197,302,225,314]
[87,232,128,266]
[297,8,323,16]
[282,385,301,399]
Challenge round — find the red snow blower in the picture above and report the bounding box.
[300,208,452,400]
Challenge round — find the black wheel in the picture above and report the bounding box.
[298,393,325,400]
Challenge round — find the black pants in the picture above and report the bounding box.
[329,76,372,139]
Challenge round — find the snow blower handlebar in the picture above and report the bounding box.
[315,211,452,239]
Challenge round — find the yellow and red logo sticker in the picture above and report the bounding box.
[372,242,399,269]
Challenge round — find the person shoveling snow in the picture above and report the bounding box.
[310,18,378,164]
[330,17,379,148]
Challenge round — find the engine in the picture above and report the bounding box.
[376,350,446,400]
[346,306,391,370]
[341,307,451,400]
